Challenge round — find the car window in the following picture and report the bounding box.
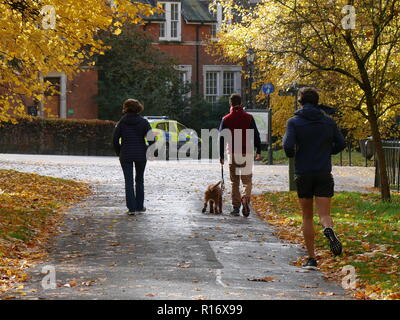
[156,122,167,131]
[177,123,187,133]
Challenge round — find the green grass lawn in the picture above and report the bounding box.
[252,191,400,300]
[262,149,373,167]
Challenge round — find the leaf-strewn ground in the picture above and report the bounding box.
[0,169,90,295]
[252,192,400,300]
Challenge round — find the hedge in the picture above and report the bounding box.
[0,117,117,156]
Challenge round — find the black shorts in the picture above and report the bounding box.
[295,173,334,199]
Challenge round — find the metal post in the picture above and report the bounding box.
[348,140,352,166]
[267,95,273,165]
[397,142,400,192]
[365,146,368,167]
[249,65,254,109]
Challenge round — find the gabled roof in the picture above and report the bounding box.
[137,0,217,24]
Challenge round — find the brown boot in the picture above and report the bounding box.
[241,196,250,217]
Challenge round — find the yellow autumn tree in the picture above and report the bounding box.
[210,0,400,201]
[0,0,159,122]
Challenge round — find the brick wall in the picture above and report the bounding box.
[66,69,98,119]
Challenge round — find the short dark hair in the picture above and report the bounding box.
[229,93,242,107]
[123,99,144,114]
[298,87,319,105]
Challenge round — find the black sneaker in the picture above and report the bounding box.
[126,211,135,216]
[136,207,146,214]
[323,227,342,256]
[230,206,240,216]
[302,257,318,270]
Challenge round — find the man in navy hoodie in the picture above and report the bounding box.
[283,87,346,270]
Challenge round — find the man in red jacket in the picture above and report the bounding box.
[219,94,262,216]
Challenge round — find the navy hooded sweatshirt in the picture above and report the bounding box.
[283,103,346,175]
[113,114,153,162]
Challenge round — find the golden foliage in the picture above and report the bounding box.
[209,0,400,142]
[0,169,91,295]
[0,0,159,121]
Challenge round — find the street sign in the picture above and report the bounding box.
[247,110,269,144]
[262,83,275,95]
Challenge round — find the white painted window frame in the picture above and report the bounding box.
[159,2,166,38]
[159,1,181,41]
[176,65,192,98]
[203,65,242,102]
[211,3,223,40]
[205,71,219,103]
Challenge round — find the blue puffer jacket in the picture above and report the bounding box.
[113,114,153,162]
[283,104,346,175]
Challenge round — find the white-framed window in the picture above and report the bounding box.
[159,1,181,41]
[223,71,235,96]
[180,71,187,84]
[170,3,179,38]
[210,3,223,39]
[205,71,219,103]
[159,2,166,38]
[211,24,217,39]
[204,65,242,104]
[176,65,192,98]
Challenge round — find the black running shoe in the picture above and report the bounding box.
[136,207,146,214]
[323,227,342,256]
[302,257,318,270]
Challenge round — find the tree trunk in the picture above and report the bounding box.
[355,57,391,201]
[367,106,391,201]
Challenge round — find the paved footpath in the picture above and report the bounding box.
[0,154,374,300]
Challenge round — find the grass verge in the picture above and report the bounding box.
[252,191,400,300]
[0,169,91,295]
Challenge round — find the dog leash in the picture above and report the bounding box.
[221,164,225,192]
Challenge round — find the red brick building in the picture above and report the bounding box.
[39,68,98,119]
[21,68,98,120]
[34,0,242,120]
[140,0,243,104]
